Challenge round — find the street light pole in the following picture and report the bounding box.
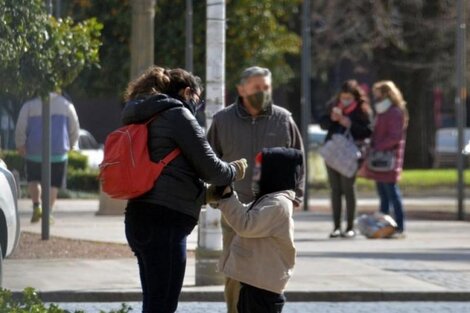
[456,0,466,221]
[185,0,194,72]
[301,0,311,211]
[196,0,226,286]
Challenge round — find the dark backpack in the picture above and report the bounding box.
[99,116,180,199]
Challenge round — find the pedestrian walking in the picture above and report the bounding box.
[120,66,247,313]
[207,147,303,313]
[360,80,408,237]
[15,92,80,223]
[319,80,372,238]
[207,66,305,313]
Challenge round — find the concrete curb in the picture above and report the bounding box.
[11,291,470,303]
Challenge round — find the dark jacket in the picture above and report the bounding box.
[121,94,235,219]
[207,98,305,204]
[319,100,372,143]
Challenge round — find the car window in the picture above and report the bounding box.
[79,129,100,150]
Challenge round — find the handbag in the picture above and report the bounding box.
[319,130,361,178]
[366,150,396,172]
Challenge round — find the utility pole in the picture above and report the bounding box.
[130,0,156,80]
[42,2,53,240]
[301,0,311,211]
[185,0,194,72]
[456,0,467,221]
[205,0,225,129]
[196,0,226,286]
[41,94,51,240]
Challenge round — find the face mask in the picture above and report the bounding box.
[341,99,354,107]
[374,98,392,114]
[246,90,272,112]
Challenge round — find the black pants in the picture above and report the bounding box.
[237,283,286,313]
[326,165,357,230]
[125,204,196,313]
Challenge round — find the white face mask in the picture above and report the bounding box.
[341,99,353,107]
[374,98,392,114]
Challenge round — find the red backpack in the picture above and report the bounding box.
[99,116,181,199]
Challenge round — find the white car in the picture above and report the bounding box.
[77,129,104,169]
[0,158,20,286]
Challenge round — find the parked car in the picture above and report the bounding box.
[76,129,103,169]
[307,124,328,185]
[433,128,470,168]
[0,158,20,286]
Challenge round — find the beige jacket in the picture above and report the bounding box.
[218,190,296,294]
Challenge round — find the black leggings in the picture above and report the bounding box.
[326,165,357,230]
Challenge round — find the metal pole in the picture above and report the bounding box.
[41,95,51,240]
[301,0,311,211]
[47,0,52,15]
[55,0,61,18]
[456,0,467,221]
[185,0,194,72]
[196,0,226,286]
[130,0,156,80]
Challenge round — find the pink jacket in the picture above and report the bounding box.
[361,106,406,183]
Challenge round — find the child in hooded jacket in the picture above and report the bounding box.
[208,147,303,313]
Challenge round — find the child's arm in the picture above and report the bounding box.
[218,193,290,238]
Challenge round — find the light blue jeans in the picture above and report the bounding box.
[376,182,405,232]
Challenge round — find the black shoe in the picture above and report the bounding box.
[329,229,341,238]
[341,229,356,238]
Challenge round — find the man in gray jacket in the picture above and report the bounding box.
[207,66,305,313]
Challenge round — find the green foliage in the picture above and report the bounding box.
[0,150,25,177]
[1,150,98,194]
[0,287,131,312]
[67,168,99,193]
[357,169,470,190]
[64,0,301,98]
[62,0,131,98]
[0,0,102,114]
[226,0,301,87]
[68,151,88,171]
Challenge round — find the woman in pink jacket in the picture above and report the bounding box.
[363,81,408,236]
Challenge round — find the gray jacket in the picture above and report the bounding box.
[121,94,236,219]
[207,98,305,204]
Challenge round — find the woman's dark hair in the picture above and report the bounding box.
[334,79,372,115]
[338,80,367,103]
[166,68,204,96]
[123,66,171,102]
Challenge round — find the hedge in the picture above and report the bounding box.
[0,150,99,193]
[0,287,131,312]
[67,169,100,193]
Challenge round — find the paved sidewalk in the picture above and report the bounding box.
[5,198,470,302]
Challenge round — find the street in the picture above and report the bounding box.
[57,302,470,313]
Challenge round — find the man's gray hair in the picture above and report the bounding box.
[239,66,271,85]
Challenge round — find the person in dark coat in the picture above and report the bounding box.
[120,66,247,313]
[361,80,408,236]
[320,80,372,238]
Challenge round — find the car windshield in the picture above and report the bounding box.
[79,130,100,150]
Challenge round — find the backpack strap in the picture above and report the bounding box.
[159,148,181,166]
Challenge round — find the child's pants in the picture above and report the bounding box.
[237,283,285,313]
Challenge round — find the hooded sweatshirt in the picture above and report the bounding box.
[121,94,236,219]
[218,147,302,294]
